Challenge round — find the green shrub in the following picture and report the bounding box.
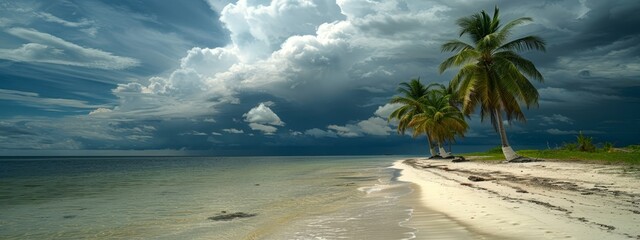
[577,131,595,152]
[561,142,578,151]
[626,145,640,152]
[602,142,614,152]
[486,145,503,153]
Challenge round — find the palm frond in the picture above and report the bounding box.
[498,35,546,52]
[499,17,533,39]
[477,32,505,51]
[494,51,544,81]
[441,40,474,52]
[439,49,480,73]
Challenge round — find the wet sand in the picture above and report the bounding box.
[393,158,640,239]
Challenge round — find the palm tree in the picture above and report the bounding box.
[388,78,437,156]
[409,84,468,158]
[444,82,464,153]
[439,6,546,161]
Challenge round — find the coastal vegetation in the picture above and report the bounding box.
[389,79,437,156]
[439,6,546,161]
[407,83,467,158]
[390,6,555,161]
[389,6,638,164]
[464,142,640,165]
[389,79,467,158]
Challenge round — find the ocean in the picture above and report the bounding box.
[0,156,477,239]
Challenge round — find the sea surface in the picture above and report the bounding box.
[0,156,479,239]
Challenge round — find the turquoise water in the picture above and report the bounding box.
[1,156,427,239]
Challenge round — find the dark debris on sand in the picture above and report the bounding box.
[208,212,257,221]
[468,175,493,182]
[426,155,468,163]
[505,157,544,163]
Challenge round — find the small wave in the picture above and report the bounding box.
[357,184,387,194]
[399,208,417,240]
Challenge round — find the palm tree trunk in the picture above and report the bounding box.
[494,109,519,161]
[426,135,436,157]
[438,142,451,158]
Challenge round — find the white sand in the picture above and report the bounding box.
[393,159,640,239]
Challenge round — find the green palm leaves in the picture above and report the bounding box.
[389,79,468,157]
[386,6,544,160]
[439,6,545,161]
[389,79,430,136]
[409,85,468,147]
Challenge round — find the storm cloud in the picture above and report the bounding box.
[0,0,638,155]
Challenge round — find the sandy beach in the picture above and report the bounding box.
[394,158,640,239]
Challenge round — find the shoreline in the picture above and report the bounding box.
[393,158,640,239]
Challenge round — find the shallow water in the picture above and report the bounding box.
[0,156,481,239]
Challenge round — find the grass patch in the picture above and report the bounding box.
[462,147,640,165]
[461,151,504,161]
[518,149,640,164]
[461,146,504,161]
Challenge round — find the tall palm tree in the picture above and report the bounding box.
[409,84,468,158]
[388,78,437,156]
[439,6,545,161]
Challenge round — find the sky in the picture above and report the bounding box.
[0,0,639,156]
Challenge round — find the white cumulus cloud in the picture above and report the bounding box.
[304,128,338,138]
[242,102,285,135]
[89,108,113,115]
[374,103,403,119]
[218,0,344,59]
[327,124,360,137]
[357,117,393,136]
[304,104,395,138]
[101,0,464,121]
[223,128,244,134]
[243,102,285,126]
[248,123,278,135]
